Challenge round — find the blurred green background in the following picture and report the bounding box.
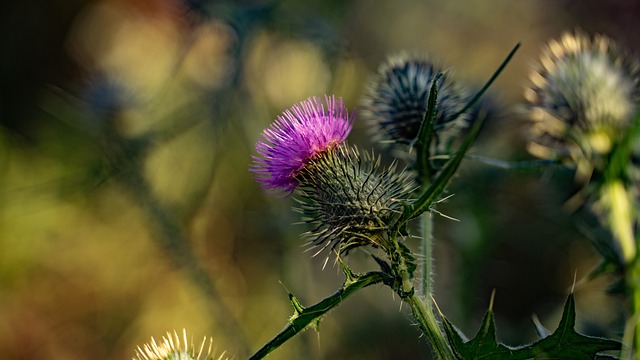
[1,0,637,359]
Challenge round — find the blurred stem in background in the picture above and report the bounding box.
[600,117,640,359]
[523,30,640,358]
[59,2,268,354]
[629,262,640,359]
[121,140,250,355]
[100,4,276,356]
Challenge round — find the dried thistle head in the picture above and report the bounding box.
[133,329,227,360]
[525,30,640,179]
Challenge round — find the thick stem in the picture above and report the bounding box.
[634,266,640,359]
[621,262,640,360]
[406,292,454,360]
[392,240,454,360]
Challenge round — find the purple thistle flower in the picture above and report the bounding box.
[251,95,353,194]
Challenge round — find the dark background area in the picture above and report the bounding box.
[1,0,637,359]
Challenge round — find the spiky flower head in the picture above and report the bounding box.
[525,30,640,178]
[295,144,414,257]
[252,95,414,258]
[251,95,353,194]
[360,52,476,160]
[133,329,226,360]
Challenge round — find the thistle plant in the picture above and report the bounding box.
[125,27,636,360]
[237,36,619,359]
[526,30,640,359]
[249,94,455,359]
[294,144,415,257]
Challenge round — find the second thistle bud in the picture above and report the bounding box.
[360,52,482,166]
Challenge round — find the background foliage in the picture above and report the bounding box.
[1,0,638,359]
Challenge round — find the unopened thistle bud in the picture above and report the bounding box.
[525,30,640,179]
[133,329,226,360]
[295,144,414,255]
[360,52,477,162]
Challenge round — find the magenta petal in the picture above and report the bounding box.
[250,95,353,194]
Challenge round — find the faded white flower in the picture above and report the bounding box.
[133,329,226,360]
[525,30,640,179]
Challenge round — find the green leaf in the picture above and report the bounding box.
[441,315,469,358]
[249,271,385,360]
[289,293,306,318]
[441,291,517,359]
[415,72,443,183]
[397,241,417,278]
[521,293,622,359]
[441,293,621,359]
[371,254,393,275]
[403,109,486,222]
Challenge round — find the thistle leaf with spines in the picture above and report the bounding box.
[440,292,622,359]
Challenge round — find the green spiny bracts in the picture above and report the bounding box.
[294,144,415,256]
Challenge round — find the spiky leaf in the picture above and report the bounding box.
[442,293,621,359]
[441,301,517,359]
[520,293,621,359]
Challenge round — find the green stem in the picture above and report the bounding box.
[634,264,640,358]
[621,261,640,359]
[601,115,640,358]
[248,271,386,360]
[391,240,454,360]
[421,212,434,297]
[406,291,454,360]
